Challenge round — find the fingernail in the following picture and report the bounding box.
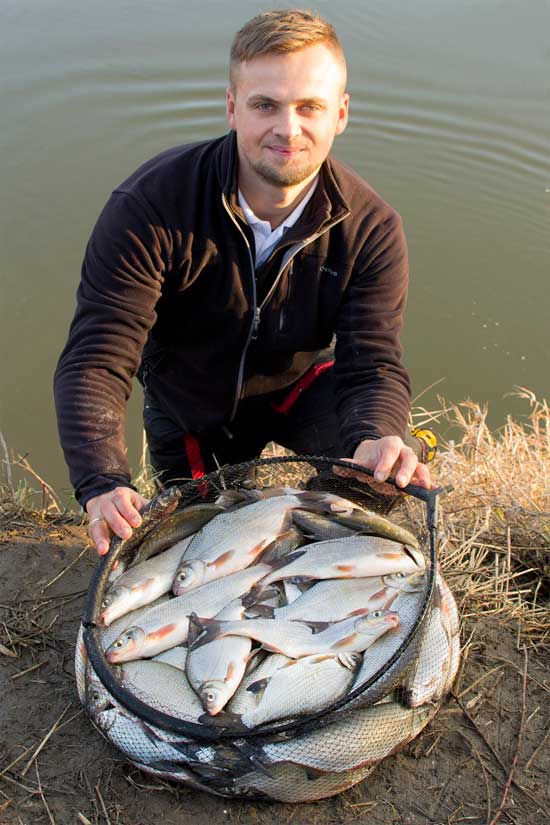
[375,472,384,482]
[98,542,109,556]
[121,527,132,539]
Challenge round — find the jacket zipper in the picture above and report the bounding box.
[222,192,349,421]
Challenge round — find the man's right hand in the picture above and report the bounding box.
[86,487,150,556]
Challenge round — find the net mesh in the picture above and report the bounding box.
[77,456,459,801]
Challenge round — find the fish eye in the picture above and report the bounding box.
[396,572,406,578]
[178,569,189,582]
[92,690,100,701]
[371,610,382,618]
[114,639,124,648]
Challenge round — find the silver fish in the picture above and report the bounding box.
[95,705,194,766]
[98,595,171,652]
[401,601,451,707]
[172,492,334,595]
[240,652,361,728]
[436,574,461,694]
[255,573,413,622]
[186,599,253,716]
[151,645,188,671]
[231,761,376,803]
[130,502,225,567]
[227,653,291,717]
[330,507,420,549]
[260,700,436,774]
[291,509,356,541]
[118,660,204,721]
[246,535,425,599]
[100,537,193,626]
[347,571,428,708]
[105,563,274,662]
[75,623,88,705]
[192,609,399,659]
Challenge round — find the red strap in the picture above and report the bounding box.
[271,359,335,415]
[183,433,206,479]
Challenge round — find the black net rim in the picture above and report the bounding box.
[83,455,444,743]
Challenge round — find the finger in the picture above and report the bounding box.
[88,518,111,556]
[410,463,432,490]
[101,500,135,541]
[394,447,418,488]
[112,488,144,529]
[373,445,402,482]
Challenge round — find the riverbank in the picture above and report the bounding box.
[0,393,548,824]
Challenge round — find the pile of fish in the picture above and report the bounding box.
[76,482,460,801]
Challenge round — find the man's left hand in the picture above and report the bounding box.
[335,436,432,491]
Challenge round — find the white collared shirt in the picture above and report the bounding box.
[238,178,318,267]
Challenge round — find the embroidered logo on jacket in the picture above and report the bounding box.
[320,266,338,277]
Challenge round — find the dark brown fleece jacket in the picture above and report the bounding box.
[54,131,411,506]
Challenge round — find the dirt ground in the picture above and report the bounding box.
[0,517,548,825]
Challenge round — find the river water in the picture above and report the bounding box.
[1,0,549,501]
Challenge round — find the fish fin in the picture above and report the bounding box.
[188,617,224,650]
[403,544,426,568]
[230,741,275,777]
[295,491,355,516]
[198,711,247,732]
[294,619,331,634]
[267,549,307,572]
[187,612,209,648]
[246,676,270,694]
[209,549,237,569]
[241,585,263,609]
[244,603,275,619]
[286,575,315,584]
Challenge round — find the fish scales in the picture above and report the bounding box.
[402,603,451,707]
[118,660,204,721]
[250,535,425,594]
[186,599,253,715]
[271,574,410,622]
[100,537,193,626]
[348,571,428,707]
[227,653,290,716]
[259,700,436,773]
[240,653,361,728]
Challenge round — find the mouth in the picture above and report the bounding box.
[266,145,305,158]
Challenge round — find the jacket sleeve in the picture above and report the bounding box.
[333,210,411,455]
[53,191,167,507]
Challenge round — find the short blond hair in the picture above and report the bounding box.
[230,9,346,86]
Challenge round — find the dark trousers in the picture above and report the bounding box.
[144,361,344,487]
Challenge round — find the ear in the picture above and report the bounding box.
[335,92,350,136]
[226,86,237,130]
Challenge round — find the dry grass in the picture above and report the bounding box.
[404,387,549,647]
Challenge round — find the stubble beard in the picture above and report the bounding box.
[250,156,320,188]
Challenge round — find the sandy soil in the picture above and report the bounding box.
[0,517,548,825]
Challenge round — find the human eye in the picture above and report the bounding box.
[299,102,323,114]
[254,101,274,112]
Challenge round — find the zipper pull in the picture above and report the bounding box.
[251,307,261,340]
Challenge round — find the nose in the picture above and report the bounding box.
[273,106,302,141]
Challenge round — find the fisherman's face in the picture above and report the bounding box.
[226,43,349,190]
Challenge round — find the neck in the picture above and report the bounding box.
[237,165,318,229]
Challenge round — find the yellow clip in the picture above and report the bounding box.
[410,427,438,463]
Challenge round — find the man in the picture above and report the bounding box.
[54,9,431,556]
